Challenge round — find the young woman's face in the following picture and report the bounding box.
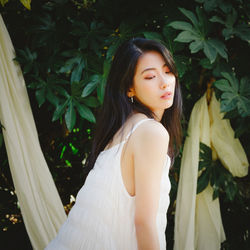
[128,50,176,120]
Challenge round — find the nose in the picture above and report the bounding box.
[160,73,175,89]
[160,74,169,89]
[160,81,167,89]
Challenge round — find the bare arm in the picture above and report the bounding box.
[132,121,169,250]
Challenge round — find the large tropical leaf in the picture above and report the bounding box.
[214,73,250,117]
[169,7,228,63]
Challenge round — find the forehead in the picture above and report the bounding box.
[135,51,166,72]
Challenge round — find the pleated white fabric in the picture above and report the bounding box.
[0,15,67,250]
[45,118,171,250]
[174,91,249,250]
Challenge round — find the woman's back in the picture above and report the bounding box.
[45,118,171,250]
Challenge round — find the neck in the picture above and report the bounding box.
[152,110,164,122]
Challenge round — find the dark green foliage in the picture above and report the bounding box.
[214,73,250,117]
[197,142,238,202]
[0,0,250,249]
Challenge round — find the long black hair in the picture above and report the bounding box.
[86,37,183,170]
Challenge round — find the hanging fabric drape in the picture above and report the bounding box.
[0,15,67,250]
[174,91,249,250]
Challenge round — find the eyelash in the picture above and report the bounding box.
[145,71,171,80]
[145,76,155,80]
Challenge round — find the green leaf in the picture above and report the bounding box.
[203,41,217,63]
[59,57,80,74]
[197,169,210,194]
[214,79,232,92]
[174,31,198,43]
[199,160,211,171]
[239,77,250,97]
[200,142,212,161]
[195,6,208,36]
[28,81,44,89]
[198,142,212,171]
[189,40,203,53]
[221,92,236,100]
[208,39,228,61]
[36,88,46,107]
[225,181,238,201]
[225,8,237,27]
[179,8,199,28]
[234,23,250,42]
[36,14,56,32]
[212,187,219,200]
[143,31,164,42]
[81,74,100,98]
[103,60,111,78]
[97,77,106,104]
[222,27,234,40]
[237,96,250,117]
[168,21,194,33]
[106,41,121,61]
[203,0,218,12]
[65,100,76,132]
[46,88,59,107]
[74,101,96,123]
[199,58,213,69]
[70,59,85,84]
[82,96,100,108]
[210,164,218,187]
[56,86,70,98]
[220,2,233,14]
[221,72,239,92]
[220,96,238,113]
[52,98,70,122]
[209,16,225,25]
[174,55,189,78]
[71,82,84,98]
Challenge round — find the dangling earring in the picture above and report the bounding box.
[130,96,134,103]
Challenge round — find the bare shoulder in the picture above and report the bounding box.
[146,119,168,135]
[130,119,169,154]
[136,119,169,140]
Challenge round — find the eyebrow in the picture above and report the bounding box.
[140,63,168,74]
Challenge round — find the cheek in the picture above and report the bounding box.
[138,83,155,98]
[134,83,154,104]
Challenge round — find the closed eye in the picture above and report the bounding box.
[145,76,156,80]
[166,71,174,75]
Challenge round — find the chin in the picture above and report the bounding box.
[164,103,173,109]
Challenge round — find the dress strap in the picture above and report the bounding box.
[124,118,154,141]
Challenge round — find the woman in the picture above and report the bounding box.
[45,37,182,250]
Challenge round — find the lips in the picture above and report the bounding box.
[161,91,172,99]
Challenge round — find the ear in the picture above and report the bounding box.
[127,87,135,98]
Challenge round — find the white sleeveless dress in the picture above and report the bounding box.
[45,118,171,250]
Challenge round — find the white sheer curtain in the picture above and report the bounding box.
[174,91,248,250]
[0,15,67,250]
